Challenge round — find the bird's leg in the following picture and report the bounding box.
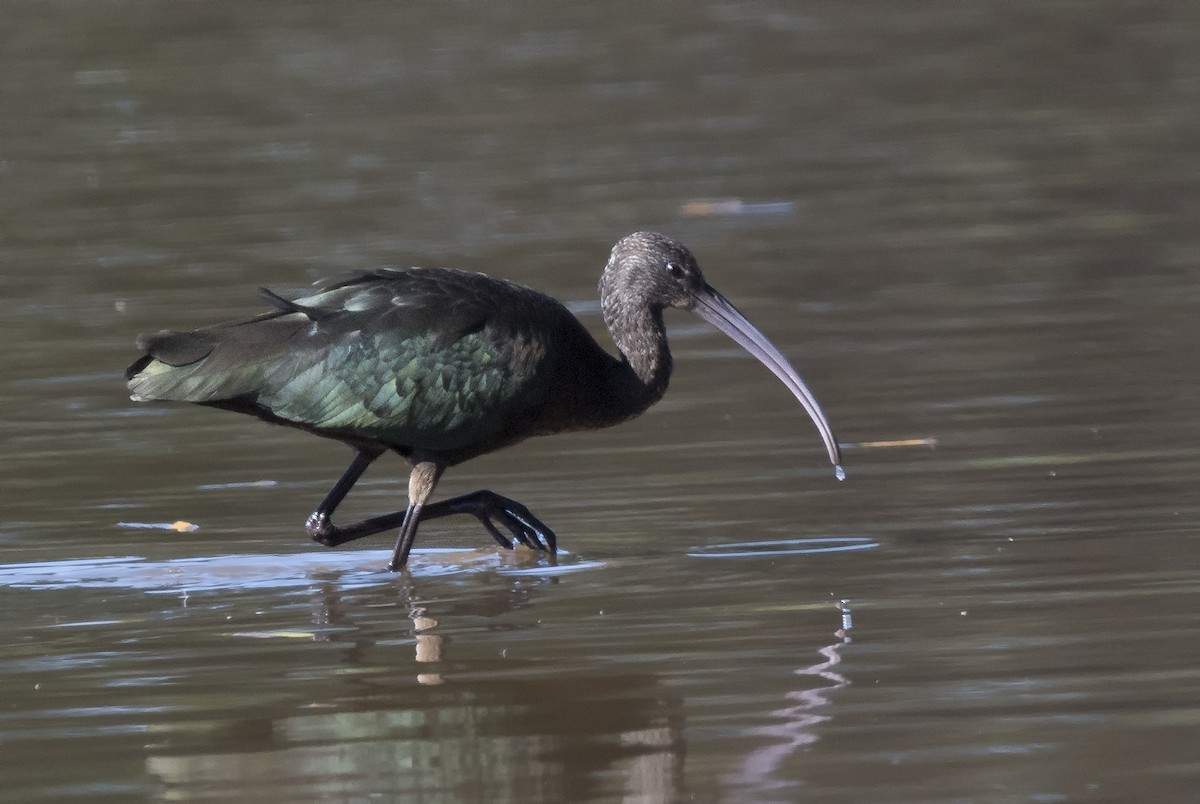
[306,452,556,560]
[418,490,557,554]
[305,448,402,547]
[388,461,444,571]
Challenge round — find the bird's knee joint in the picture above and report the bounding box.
[306,513,335,545]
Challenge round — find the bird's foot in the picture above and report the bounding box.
[305,492,557,555]
[448,491,557,554]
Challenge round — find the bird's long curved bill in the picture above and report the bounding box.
[692,284,844,478]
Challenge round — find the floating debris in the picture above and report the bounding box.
[117,520,199,533]
[680,199,796,217]
[839,437,937,450]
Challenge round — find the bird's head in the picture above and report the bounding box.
[601,231,706,313]
[600,231,844,477]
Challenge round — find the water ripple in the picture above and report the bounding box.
[687,537,880,558]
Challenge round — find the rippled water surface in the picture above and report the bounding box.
[4,2,1199,801]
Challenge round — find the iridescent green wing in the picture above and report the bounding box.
[129,268,564,452]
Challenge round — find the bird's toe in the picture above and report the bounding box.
[503,506,557,553]
[479,517,515,550]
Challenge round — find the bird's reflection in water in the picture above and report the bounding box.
[410,606,443,685]
[145,564,686,803]
[728,602,854,798]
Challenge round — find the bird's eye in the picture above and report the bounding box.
[665,261,684,278]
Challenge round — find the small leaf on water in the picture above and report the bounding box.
[116,520,199,533]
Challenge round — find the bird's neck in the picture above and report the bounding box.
[603,301,673,415]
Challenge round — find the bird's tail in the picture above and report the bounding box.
[125,313,303,404]
[126,330,224,402]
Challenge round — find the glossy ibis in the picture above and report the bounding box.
[126,232,842,570]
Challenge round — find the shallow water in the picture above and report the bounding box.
[3,1,1199,801]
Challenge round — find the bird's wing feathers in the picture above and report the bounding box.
[295,268,494,349]
[127,268,565,452]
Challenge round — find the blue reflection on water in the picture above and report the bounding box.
[688,537,880,558]
[0,549,601,594]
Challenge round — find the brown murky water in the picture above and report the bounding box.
[3,2,1199,801]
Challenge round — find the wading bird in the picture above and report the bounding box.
[127,232,842,570]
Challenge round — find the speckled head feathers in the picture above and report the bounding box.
[600,232,707,319]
